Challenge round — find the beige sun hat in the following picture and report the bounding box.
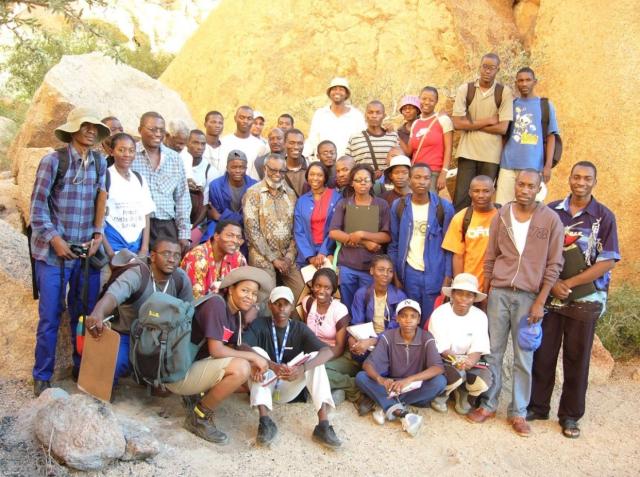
[441,273,487,302]
[219,266,275,301]
[54,107,111,143]
[326,77,351,99]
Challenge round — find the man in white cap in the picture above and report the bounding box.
[304,77,366,158]
[241,286,342,448]
[355,298,446,424]
[29,107,110,396]
[381,155,412,206]
[250,110,268,148]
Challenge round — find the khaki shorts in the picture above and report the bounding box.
[165,356,233,396]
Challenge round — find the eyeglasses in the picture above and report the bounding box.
[220,232,245,243]
[480,64,498,71]
[156,251,182,261]
[265,164,287,175]
[352,178,372,184]
[143,126,166,135]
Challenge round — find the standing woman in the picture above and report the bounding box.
[396,96,421,146]
[329,164,391,309]
[401,86,453,192]
[103,132,155,257]
[293,161,341,268]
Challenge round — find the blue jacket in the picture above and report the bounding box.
[293,188,341,266]
[350,283,406,329]
[388,192,454,295]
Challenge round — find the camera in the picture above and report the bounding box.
[70,243,89,257]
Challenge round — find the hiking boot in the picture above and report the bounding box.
[184,405,229,444]
[430,394,449,413]
[181,394,201,412]
[312,422,342,449]
[33,379,51,397]
[454,388,472,415]
[354,395,375,416]
[331,389,346,406]
[256,416,278,445]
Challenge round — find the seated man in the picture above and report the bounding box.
[86,239,194,386]
[355,299,446,425]
[181,220,247,299]
[241,286,342,449]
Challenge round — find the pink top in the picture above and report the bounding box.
[303,296,350,347]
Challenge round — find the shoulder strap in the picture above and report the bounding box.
[304,295,314,317]
[465,82,476,110]
[193,291,225,308]
[540,97,550,140]
[283,173,300,198]
[53,147,69,190]
[105,168,111,192]
[461,206,474,243]
[436,199,444,228]
[494,83,504,109]
[361,130,380,171]
[172,268,185,295]
[132,170,143,186]
[127,263,151,304]
[395,196,407,221]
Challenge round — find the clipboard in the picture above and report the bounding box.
[77,327,120,402]
[345,203,379,233]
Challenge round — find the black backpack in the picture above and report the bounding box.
[395,195,445,228]
[461,204,501,243]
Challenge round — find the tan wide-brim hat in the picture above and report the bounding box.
[54,107,111,144]
[441,273,487,302]
[219,266,275,302]
[326,77,351,99]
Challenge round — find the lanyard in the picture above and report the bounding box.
[151,270,170,294]
[271,319,290,364]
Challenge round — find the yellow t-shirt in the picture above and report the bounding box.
[441,207,498,290]
[373,292,387,334]
[407,202,429,271]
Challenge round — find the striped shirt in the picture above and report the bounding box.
[346,130,399,171]
[132,142,191,240]
[30,145,107,266]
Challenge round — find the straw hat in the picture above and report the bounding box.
[54,107,111,143]
[441,273,487,302]
[219,266,274,301]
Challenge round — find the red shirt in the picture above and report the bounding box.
[409,115,446,171]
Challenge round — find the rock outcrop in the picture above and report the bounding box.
[0,116,17,168]
[8,52,195,223]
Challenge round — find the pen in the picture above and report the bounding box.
[88,315,114,331]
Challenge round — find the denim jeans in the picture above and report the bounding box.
[403,264,439,328]
[339,265,373,310]
[480,287,536,418]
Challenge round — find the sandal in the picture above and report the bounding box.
[561,419,580,439]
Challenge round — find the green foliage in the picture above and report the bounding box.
[597,285,640,359]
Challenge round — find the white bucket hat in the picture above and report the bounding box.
[326,77,351,99]
[441,273,487,302]
[54,106,111,143]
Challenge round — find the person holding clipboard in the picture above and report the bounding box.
[328,165,391,309]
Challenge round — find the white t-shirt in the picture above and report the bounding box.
[510,206,531,255]
[407,202,429,271]
[304,104,366,158]
[428,302,490,355]
[180,149,219,205]
[203,143,225,176]
[219,134,266,181]
[105,166,156,243]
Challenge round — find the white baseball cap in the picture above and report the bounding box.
[269,286,294,304]
[396,299,421,315]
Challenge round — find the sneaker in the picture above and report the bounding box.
[256,416,278,445]
[453,388,472,415]
[312,423,342,449]
[430,395,448,413]
[33,379,51,397]
[331,389,346,407]
[386,403,408,421]
[401,413,423,437]
[184,406,229,444]
[372,409,385,425]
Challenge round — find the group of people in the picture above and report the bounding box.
[28,52,620,448]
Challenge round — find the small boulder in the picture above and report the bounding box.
[34,391,126,471]
[119,418,161,461]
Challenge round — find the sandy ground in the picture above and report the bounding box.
[1,359,638,477]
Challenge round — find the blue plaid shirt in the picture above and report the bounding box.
[132,142,191,240]
[29,145,107,267]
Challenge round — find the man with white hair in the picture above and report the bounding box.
[164,118,190,153]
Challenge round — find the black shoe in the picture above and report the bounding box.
[71,366,80,383]
[184,406,229,445]
[33,379,51,397]
[312,423,342,449]
[256,416,278,445]
[526,409,550,421]
[355,395,375,416]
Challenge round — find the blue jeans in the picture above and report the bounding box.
[403,264,439,328]
[355,371,446,414]
[339,266,372,310]
[481,287,536,417]
[33,259,100,381]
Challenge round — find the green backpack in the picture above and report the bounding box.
[130,292,218,389]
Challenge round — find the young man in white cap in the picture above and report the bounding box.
[30,107,110,396]
[304,77,366,158]
[250,111,268,148]
[381,155,412,206]
[428,273,492,415]
[355,299,446,423]
[241,286,342,448]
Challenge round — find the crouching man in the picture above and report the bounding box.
[355,299,446,426]
[240,286,342,449]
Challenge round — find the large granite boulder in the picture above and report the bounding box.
[0,116,17,169]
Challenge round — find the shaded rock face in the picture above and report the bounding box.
[8,52,195,222]
[0,117,17,167]
[160,0,519,128]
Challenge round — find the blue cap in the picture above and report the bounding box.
[517,315,542,352]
